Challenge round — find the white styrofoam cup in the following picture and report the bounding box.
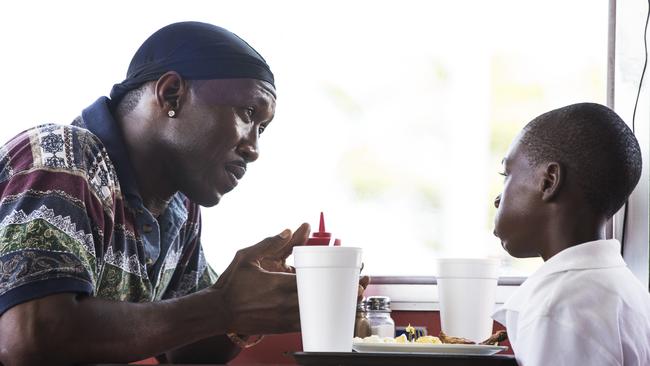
[434,258,500,343]
[294,246,362,352]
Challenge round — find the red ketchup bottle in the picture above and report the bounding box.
[305,212,341,246]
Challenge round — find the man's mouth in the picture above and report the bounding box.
[225,162,247,180]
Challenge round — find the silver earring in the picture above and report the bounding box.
[168,110,176,118]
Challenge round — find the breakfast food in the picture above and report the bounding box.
[415,335,442,344]
[353,335,398,344]
[438,330,475,344]
[352,326,442,345]
[352,329,508,346]
[394,334,408,343]
[479,330,508,345]
[439,330,509,345]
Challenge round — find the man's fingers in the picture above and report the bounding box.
[216,229,293,288]
[241,229,293,260]
[292,223,311,246]
[359,275,371,290]
[357,275,371,301]
[279,222,310,259]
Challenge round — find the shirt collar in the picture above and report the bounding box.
[76,97,191,265]
[529,239,625,279]
[494,239,626,321]
[79,97,141,200]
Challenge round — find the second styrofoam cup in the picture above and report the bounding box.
[434,258,500,343]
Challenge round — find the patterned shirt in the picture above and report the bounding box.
[0,97,217,314]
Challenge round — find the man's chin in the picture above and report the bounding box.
[202,197,221,207]
[190,190,223,207]
[206,191,224,207]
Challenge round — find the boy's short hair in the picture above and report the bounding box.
[519,102,642,218]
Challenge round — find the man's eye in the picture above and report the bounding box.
[498,171,508,180]
[245,107,256,120]
[258,125,266,135]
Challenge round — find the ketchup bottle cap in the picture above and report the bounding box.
[305,212,341,246]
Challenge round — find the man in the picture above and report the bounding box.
[492,103,650,365]
[0,21,367,365]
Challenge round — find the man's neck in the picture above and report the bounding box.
[116,109,176,214]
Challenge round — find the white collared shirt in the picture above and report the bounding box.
[493,239,650,366]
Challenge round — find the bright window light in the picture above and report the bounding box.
[0,0,607,276]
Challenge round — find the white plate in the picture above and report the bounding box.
[352,342,508,355]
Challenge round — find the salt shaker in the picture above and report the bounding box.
[366,296,395,338]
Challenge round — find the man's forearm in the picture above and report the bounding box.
[0,288,230,365]
[164,334,242,364]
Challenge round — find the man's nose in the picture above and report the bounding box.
[494,194,501,209]
[237,129,260,163]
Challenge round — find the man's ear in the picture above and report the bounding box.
[154,71,188,116]
[540,161,563,202]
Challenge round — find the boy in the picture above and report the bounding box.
[492,103,650,365]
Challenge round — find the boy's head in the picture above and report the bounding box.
[493,102,642,259]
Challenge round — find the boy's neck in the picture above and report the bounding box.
[539,209,607,261]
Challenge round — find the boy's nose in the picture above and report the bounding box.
[494,194,501,208]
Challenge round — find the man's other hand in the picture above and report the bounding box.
[211,224,309,335]
[358,275,370,302]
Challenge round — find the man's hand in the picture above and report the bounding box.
[259,223,310,273]
[211,224,310,335]
[358,275,370,302]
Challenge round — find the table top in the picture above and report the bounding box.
[88,352,518,366]
[292,352,518,366]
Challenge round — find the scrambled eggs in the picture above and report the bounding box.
[352,332,441,344]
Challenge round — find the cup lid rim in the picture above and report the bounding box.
[293,246,362,251]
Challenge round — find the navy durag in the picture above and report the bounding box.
[109,21,274,102]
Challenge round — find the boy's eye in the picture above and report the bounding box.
[498,171,508,180]
[258,125,267,135]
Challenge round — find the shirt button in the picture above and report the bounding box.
[146,258,153,265]
[143,224,153,233]
[136,208,144,215]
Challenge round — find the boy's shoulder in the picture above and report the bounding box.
[516,260,650,325]
[506,240,648,317]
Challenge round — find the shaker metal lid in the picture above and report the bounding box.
[366,296,391,311]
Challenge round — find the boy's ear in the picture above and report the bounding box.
[540,161,563,201]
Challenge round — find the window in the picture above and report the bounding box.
[200,0,609,277]
[613,0,650,289]
[0,0,617,280]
